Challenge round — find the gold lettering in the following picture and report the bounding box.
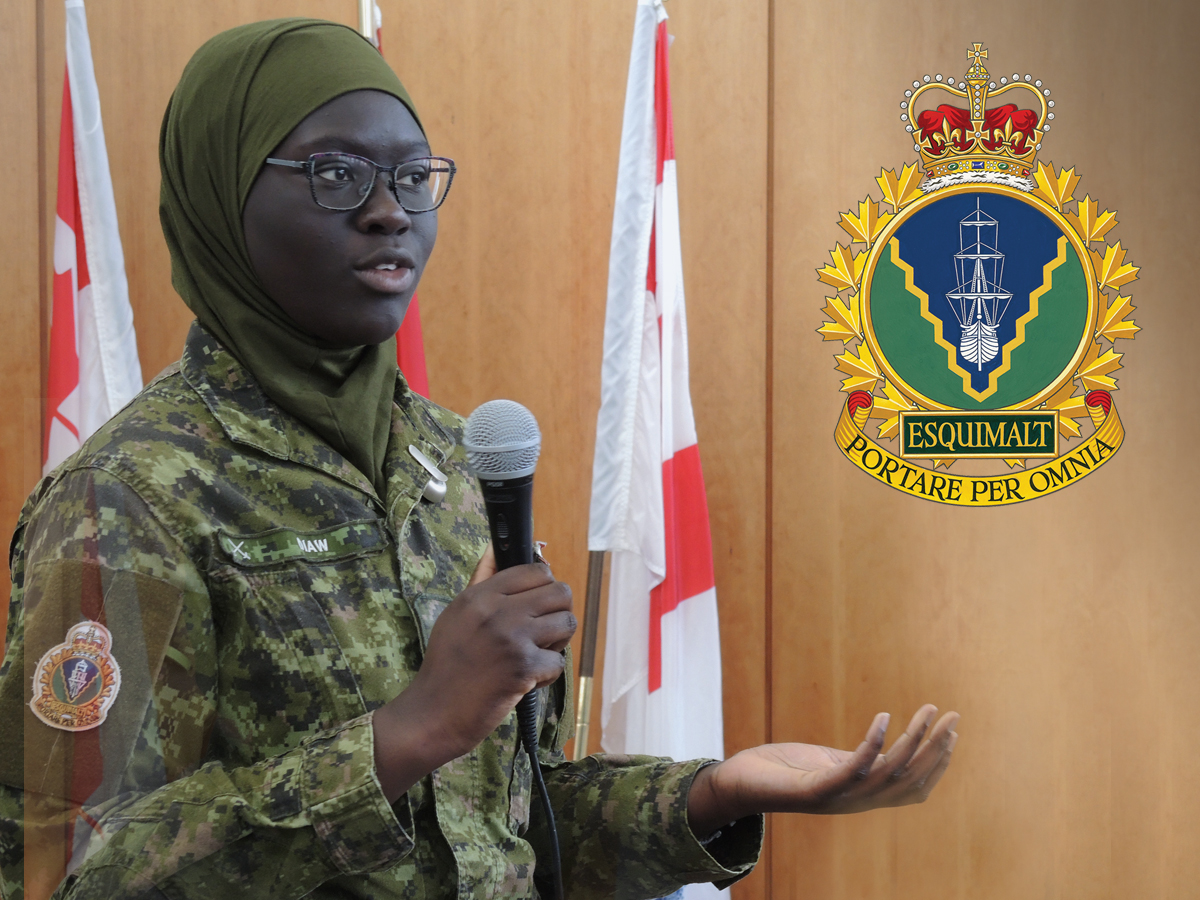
[946,478,963,501]
[938,422,955,451]
[879,457,901,484]
[984,420,1003,447]
[911,471,928,495]
[907,420,925,449]
[930,475,948,501]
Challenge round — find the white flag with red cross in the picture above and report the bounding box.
[45,0,142,474]
[589,6,726,896]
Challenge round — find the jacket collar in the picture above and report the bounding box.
[180,322,454,501]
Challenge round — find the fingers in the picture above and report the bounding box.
[900,711,959,788]
[529,646,570,689]
[874,704,937,780]
[845,712,889,781]
[914,730,957,800]
[487,562,558,596]
[527,609,578,652]
[869,708,959,806]
[468,561,572,615]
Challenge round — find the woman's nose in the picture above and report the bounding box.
[356,174,412,233]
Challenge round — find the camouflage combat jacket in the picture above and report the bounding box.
[0,323,761,899]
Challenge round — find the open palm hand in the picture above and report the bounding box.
[688,705,959,834]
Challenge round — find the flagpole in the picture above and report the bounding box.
[356,0,373,41]
[572,550,606,761]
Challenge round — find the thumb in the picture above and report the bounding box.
[468,543,497,586]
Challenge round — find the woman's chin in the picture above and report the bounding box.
[304,303,410,348]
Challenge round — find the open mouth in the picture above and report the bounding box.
[355,263,415,294]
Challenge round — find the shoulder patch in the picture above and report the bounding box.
[30,621,122,732]
[218,519,388,567]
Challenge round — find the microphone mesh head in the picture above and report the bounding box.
[463,400,541,478]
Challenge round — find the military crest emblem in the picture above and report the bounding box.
[819,45,1139,505]
[30,621,121,731]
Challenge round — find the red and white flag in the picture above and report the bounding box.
[367,0,432,399]
[45,0,142,474]
[590,6,725,892]
[397,294,431,398]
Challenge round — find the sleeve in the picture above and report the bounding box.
[530,755,762,900]
[524,665,762,900]
[0,468,414,900]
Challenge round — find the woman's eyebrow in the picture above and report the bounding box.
[291,136,433,160]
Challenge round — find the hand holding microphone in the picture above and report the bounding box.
[371,400,575,811]
[463,400,567,900]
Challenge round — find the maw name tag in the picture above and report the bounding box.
[218,520,388,567]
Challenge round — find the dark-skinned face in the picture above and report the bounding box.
[243,89,436,348]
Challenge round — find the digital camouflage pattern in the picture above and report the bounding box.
[0,323,760,899]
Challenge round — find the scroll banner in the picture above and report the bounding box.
[835,392,1124,506]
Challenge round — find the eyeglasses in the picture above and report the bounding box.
[264,152,456,213]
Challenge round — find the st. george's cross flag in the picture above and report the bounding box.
[589,5,726,897]
[45,0,142,474]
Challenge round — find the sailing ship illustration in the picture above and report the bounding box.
[65,659,98,701]
[946,200,1013,370]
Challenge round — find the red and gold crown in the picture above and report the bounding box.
[902,44,1053,192]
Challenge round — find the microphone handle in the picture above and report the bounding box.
[466,416,562,900]
[477,473,543,756]
[479,474,535,570]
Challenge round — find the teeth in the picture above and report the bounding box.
[375,263,398,270]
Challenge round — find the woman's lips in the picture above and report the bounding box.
[355,264,415,294]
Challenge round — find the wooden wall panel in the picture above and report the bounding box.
[0,0,44,632]
[769,2,1200,899]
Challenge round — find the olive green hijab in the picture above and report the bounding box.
[160,19,421,494]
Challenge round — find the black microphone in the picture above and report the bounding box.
[463,400,563,900]
[463,399,540,570]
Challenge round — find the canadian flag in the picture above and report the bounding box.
[589,4,725,896]
[45,0,142,474]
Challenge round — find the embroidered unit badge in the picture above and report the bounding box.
[818,45,1139,506]
[30,621,121,731]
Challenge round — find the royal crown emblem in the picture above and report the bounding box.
[30,620,121,732]
[819,45,1139,506]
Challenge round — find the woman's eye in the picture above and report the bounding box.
[395,168,429,188]
[315,165,354,184]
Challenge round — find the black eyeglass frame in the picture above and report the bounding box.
[264,152,457,213]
